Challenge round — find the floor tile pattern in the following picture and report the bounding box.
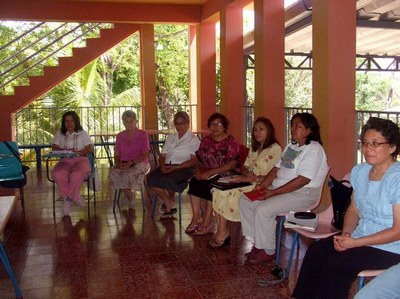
[0,166,360,298]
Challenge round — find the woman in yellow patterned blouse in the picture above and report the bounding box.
[210,117,282,248]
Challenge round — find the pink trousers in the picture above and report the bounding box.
[52,156,91,202]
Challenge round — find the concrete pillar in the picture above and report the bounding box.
[140,24,158,130]
[254,0,285,145]
[220,6,244,142]
[197,21,217,131]
[312,0,357,179]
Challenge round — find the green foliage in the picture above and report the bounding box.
[355,72,395,111]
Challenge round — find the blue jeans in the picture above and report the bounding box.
[354,263,400,299]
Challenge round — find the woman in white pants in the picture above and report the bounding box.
[239,112,329,264]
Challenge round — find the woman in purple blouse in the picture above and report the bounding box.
[109,110,150,209]
[186,112,240,236]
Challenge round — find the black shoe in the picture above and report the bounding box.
[160,208,177,219]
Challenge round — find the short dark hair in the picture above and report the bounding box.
[251,117,280,152]
[207,112,229,131]
[360,117,400,158]
[291,112,323,145]
[60,111,83,135]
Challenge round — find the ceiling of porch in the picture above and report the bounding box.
[59,0,400,56]
[5,0,400,56]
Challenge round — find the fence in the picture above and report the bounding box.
[14,106,400,167]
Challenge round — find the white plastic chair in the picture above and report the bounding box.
[357,269,385,290]
[260,203,339,286]
[275,169,330,266]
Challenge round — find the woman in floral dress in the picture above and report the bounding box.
[210,117,282,248]
[186,113,240,236]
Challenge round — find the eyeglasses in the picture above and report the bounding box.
[209,122,223,128]
[359,140,389,148]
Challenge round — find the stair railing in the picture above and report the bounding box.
[0,22,109,93]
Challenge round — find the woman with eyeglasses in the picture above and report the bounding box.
[146,111,200,218]
[293,117,400,299]
[186,112,240,235]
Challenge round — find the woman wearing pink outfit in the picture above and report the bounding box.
[108,110,151,209]
[52,111,94,216]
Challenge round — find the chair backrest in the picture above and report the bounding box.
[239,144,249,167]
[87,152,95,172]
[0,141,23,181]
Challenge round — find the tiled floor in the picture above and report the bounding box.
[0,165,358,298]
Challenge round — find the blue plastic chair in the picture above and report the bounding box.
[0,141,27,211]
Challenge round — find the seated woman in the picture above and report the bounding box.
[146,111,200,219]
[52,111,94,216]
[108,110,150,209]
[210,117,282,248]
[186,112,240,235]
[239,112,329,264]
[292,117,400,299]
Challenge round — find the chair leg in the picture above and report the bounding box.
[19,186,25,213]
[275,216,285,266]
[140,188,145,212]
[52,182,56,217]
[178,192,182,224]
[358,276,365,290]
[151,194,158,219]
[0,241,22,298]
[286,232,300,276]
[87,180,91,216]
[113,189,121,213]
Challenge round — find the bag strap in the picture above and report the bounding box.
[2,141,21,161]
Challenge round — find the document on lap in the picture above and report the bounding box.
[241,187,267,201]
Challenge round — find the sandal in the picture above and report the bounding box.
[209,236,231,248]
[193,224,215,236]
[185,223,201,234]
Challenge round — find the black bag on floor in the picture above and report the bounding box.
[329,175,353,230]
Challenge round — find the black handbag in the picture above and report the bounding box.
[329,175,353,230]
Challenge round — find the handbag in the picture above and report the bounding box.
[0,141,30,188]
[329,175,353,230]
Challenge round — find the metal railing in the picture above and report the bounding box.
[14,104,197,167]
[13,105,400,167]
[0,21,112,95]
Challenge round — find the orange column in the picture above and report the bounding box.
[189,25,199,131]
[197,21,217,131]
[254,0,285,144]
[140,24,157,130]
[312,0,356,178]
[220,6,244,142]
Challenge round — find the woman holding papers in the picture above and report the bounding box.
[293,117,400,299]
[51,111,94,216]
[210,117,282,248]
[239,112,329,264]
[186,113,240,236]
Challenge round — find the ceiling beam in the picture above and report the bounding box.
[0,0,202,24]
